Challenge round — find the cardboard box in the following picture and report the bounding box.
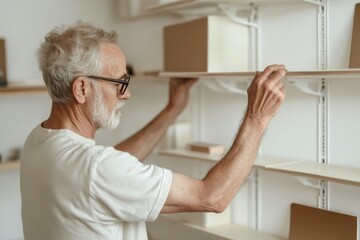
[349,3,360,68]
[0,39,7,83]
[164,16,249,72]
[289,203,357,240]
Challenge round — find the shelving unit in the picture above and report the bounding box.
[130,0,360,238]
[155,61,360,214]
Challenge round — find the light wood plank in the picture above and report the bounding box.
[159,148,222,162]
[0,85,47,95]
[158,150,360,187]
[254,156,303,169]
[158,215,285,240]
[267,161,360,187]
[0,161,20,171]
[159,69,360,79]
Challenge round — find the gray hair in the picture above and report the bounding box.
[38,21,118,103]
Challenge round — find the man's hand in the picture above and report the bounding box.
[166,78,198,115]
[246,64,287,125]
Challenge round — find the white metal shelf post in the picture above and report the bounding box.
[318,0,329,210]
[287,0,329,210]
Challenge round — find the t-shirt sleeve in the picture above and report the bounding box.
[89,147,172,223]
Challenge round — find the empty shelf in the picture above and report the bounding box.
[159,150,360,186]
[156,215,285,240]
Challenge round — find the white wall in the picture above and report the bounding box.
[1,0,360,240]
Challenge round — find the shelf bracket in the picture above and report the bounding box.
[301,0,323,6]
[286,78,322,96]
[217,3,258,28]
[201,78,249,95]
[295,176,328,209]
[296,176,321,189]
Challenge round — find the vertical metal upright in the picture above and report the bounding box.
[317,0,329,210]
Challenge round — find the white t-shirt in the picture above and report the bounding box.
[20,124,172,240]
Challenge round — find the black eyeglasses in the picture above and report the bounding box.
[87,74,131,95]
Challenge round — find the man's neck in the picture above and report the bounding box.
[42,101,96,139]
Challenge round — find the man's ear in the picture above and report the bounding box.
[72,77,88,104]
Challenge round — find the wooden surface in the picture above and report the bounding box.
[156,215,286,240]
[349,3,360,68]
[0,85,47,95]
[0,161,20,171]
[159,149,360,186]
[0,39,6,82]
[160,69,360,79]
[267,161,360,187]
[289,203,357,240]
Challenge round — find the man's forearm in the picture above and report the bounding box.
[200,115,267,212]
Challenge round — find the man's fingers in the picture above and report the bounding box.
[255,64,287,84]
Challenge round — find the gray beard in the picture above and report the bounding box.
[92,87,124,130]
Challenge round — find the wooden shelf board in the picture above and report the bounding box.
[158,150,360,187]
[0,161,20,171]
[266,161,360,187]
[159,215,285,240]
[288,69,360,78]
[253,156,303,169]
[132,72,169,82]
[159,148,222,162]
[159,69,360,79]
[0,85,47,95]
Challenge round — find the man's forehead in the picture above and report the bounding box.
[100,43,127,74]
[100,43,125,61]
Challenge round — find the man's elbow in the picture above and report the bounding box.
[202,193,230,214]
[212,200,229,214]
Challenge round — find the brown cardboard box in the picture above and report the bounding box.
[163,16,249,72]
[289,203,357,240]
[0,39,7,82]
[349,3,360,68]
